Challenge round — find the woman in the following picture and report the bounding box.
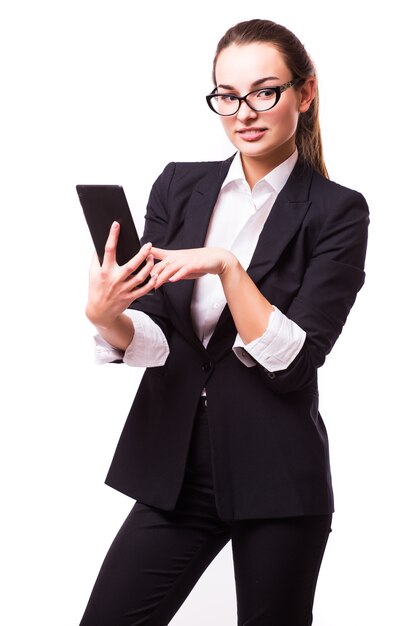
[80,19,369,626]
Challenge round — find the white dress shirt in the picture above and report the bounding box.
[95,150,306,371]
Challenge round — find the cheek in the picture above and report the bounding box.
[220,117,234,137]
[268,104,299,133]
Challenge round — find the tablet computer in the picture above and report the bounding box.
[76,184,148,279]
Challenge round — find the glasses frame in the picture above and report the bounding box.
[206,78,304,116]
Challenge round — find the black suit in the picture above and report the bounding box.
[80,157,369,625]
[105,156,369,521]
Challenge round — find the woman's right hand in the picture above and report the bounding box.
[85,221,157,329]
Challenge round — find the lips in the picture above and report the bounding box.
[236,127,268,141]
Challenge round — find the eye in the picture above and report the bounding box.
[218,93,239,102]
[255,88,276,99]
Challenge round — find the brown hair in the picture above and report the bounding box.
[212,19,329,178]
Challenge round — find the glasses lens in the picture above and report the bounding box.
[246,88,278,111]
[210,94,240,116]
[209,88,279,115]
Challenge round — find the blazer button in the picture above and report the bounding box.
[267,371,276,379]
[202,361,212,372]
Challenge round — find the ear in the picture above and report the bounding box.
[298,76,316,113]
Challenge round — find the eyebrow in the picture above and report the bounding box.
[217,76,280,90]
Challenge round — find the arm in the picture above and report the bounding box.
[217,255,274,343]
[150,189,369,392]
[256,191,369,392]
[93,312,135,353]
[87,163,178,364]
[93,309,170,367]
[232,306,306,372]
[150,247,297,361]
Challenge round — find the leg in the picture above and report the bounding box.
[79,501,231,626]
[231,514,332,626]
[80,400,231,626]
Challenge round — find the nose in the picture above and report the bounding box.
[236,100,258,123]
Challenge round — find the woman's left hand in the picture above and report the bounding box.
[150,246,237,288]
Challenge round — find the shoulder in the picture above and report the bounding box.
[305,170,370,265]
[153,157,234,192]
[309,168,369,215]
[286,160,369,233]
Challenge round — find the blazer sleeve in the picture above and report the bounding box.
[126,162,177,340]
[259,187,369,394]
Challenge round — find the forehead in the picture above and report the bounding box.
[215,42,290,87]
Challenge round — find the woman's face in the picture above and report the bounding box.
[214,42,315,171]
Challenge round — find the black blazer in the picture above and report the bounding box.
[105,156,369,521]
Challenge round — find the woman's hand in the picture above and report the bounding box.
[86,222,157,329]
[150,245,273,344]
[150,246,238,288]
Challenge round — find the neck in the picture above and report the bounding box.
[241,138,296,189]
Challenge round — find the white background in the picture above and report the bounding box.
[1,1,416,624]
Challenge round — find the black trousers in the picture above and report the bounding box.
[79,399,332,626]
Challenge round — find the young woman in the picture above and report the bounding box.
[80,19,369,626]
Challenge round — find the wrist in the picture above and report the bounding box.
[93,313,135,352]
[85,303,117,330]
[218,251,239,277]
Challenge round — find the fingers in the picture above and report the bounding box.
[165,267,194,282]
[149,254,176,286]
[150,247,166,261]
[121,242,153,278]
[149,249,200,287]
[102,222,120,271]
[146,246,216,288]
[126,253,156,291]
[151,257,200,288]
[102,223,154,277]
[128,272,157,300]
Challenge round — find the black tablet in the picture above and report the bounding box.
[76,184,148,278]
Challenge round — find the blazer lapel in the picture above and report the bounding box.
[246,160,313,284]
[181,157,234,250]
[207,159,314,359]
[163,156,234,349]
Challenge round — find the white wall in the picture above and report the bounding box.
[1,1,415,624]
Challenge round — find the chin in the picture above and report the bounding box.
[239,144,275,159]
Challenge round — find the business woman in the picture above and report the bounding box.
[80,19,369,626]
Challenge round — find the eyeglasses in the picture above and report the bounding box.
[206,78,303,116]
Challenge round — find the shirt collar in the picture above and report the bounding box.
[221,148,298,195]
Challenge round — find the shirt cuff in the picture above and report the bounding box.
[93,310,169,367]
[122,309,169,367]
[94,334,124,364]
[232,306,306,372]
